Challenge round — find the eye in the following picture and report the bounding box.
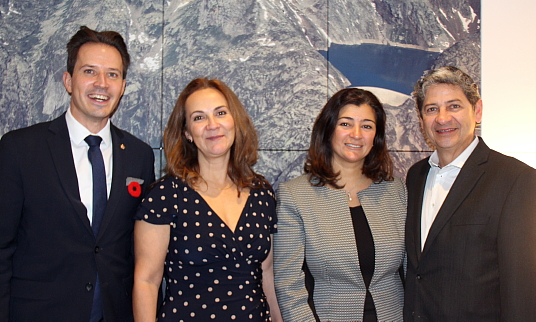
[193,115,204,121]
[83,69,95,75]
[362,124,374,130]
[425,106,438,115]
[108,72,119,78]
[217,110,227,116]
[339,122,350,127]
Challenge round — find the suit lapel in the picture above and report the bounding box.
[407,160,430,262]
[96,124,125,239]
[421,139,489,257]
[47,114,93,235]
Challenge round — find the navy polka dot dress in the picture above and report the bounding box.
[136,176,277,321]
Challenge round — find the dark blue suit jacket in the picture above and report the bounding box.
[404,138,536,321]
[0,114,155,321]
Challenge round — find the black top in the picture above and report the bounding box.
[351,206,377,322]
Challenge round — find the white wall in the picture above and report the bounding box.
[482,0,536,167]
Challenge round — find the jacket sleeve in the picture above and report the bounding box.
[273,182,316,322]
[498,167,536,321]
[0,133,24,320]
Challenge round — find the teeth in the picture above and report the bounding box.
[89,94,109,101]
[438,129,455,133]
[346,144,362,148]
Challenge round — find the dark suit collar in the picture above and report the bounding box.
[409,158,431,261]
[96,124,126,239]
[421,137,490,257]
[47,113,94,235]
[48,115,130,240]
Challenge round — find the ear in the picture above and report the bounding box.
[474,99,483,123]
[63,71,72,94]
[184,130,192,142]
[120,78,126,97]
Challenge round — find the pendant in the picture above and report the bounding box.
[347,191,353,201]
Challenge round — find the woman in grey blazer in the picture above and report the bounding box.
[274,88,406,321]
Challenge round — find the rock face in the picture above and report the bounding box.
[0,0,480,184]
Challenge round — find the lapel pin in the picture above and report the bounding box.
[120,144,126,150]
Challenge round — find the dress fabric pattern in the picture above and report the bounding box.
[136,177,277,321]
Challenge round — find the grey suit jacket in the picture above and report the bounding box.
[274,174,406,321]
[404,138,536,321]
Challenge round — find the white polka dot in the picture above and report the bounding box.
[183,301,188,306]
[161,196,166,200]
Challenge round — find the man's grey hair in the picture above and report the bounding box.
[412,66,480,117]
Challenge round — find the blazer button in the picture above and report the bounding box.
[416,275,422,280]
[86,283,93,291]
[95,246,100,253]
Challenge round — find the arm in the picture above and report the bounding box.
[498,168,536,321]
[273,183,316,321]
[262,240,283,322]
[0,134,24,320]
[133,220,169,322]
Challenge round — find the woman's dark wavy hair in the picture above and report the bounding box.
[304,88,393,188]
[163,78,270,191]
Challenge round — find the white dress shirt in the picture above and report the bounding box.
[421,136,479,250]
[65,108,113,224]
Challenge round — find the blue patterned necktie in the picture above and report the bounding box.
[84,135,107,235]
[84,135,105,322]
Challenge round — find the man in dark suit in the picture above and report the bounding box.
[404,66,536,321]
[0,26,155,321]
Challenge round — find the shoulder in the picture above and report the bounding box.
[111,125,152,152]
[1,120,54,144]
[364,177,406,199]
[278,174,313,191]
[407,157,430,176]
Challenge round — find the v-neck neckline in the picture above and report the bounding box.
[191,188,252,234]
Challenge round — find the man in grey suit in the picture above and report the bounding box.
[404,66,536,321]
[0,26,154,321]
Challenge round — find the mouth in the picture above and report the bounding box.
[207,135,224,140]
[436,128,456,134]
[88,94,110,102]
[346,143,363,148]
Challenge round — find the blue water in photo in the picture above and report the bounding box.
[320,43,440,95]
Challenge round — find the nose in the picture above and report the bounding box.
[350,126,362,138]
[435,108,452,125]
[206,115,220,130]
[94,72,108,88]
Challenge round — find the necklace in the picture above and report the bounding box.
[345,185,359,201]
[342,175,366,201]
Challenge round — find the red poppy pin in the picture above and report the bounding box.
[126,177,145,198]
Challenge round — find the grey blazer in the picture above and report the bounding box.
[274,174,406,321]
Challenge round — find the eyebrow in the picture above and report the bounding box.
[189,105,228,115]
[339,116,376,123]
[80,64,122,74]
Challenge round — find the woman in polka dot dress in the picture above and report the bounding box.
[132,78,282,322]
